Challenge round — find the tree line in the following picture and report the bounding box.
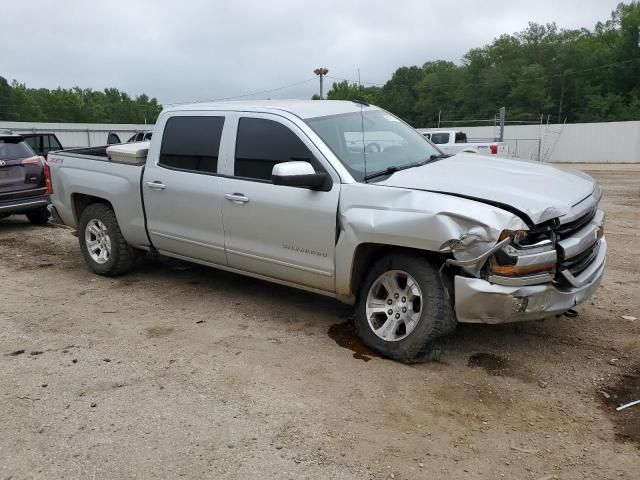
[0,77,162,124]
[325,2,640,127]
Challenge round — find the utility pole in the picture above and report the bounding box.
[498,106,506,142]
[313,68,329,99]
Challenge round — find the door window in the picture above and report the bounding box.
[234,118,314,181]
[24,136,40,153]
[159,116,225,174]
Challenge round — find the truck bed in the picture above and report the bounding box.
[47,146,150,248]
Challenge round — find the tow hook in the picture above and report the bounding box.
[563,309,578,318]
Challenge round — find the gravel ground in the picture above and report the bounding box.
[1,164,639,479]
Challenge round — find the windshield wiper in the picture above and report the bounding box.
[426,153,448,162]
[364,165,400,181]
[364,155,445,182]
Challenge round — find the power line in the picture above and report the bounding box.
[325,75,385,87]
[329,56,640,92]
[165,78,317,106]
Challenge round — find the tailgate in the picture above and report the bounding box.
[0,157,46,201]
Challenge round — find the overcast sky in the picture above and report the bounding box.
[0,0,623,104]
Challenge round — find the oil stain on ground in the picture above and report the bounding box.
[600,364,640,448]
[328,321,380,362]
[468,352,510,376]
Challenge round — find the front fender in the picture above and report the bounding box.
[334,183,527,297]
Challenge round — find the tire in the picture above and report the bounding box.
[78,203,136,276]
[26,207,50,225]
[355,252,456,363]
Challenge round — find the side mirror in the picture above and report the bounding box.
[271,161,329,190]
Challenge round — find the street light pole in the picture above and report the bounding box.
[313,68,329,99]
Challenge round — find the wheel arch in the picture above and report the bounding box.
[348,243,449,302]
[71,193,113,225]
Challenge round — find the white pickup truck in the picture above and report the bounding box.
[47,100,606,363]
[418,129,509,157]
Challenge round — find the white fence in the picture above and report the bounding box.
[0,121,151,149]
[421,120,640,163]
[3,120,639,163]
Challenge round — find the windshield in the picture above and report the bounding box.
[0,138,34,161]
[305,109,442,182]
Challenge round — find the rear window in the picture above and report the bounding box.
[159,116,225,174]
[454,132,467,143]
[0,138,34,161]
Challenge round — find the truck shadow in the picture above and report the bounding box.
[134,253,590,373]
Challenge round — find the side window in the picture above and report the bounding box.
[49,135,62,150]
[42,135,51,153]
[234,117,314,181]
[159,116,225,174]
[24,136,39,152]
[430,132,450,145]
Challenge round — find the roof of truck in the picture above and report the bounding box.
[164,99,381,119]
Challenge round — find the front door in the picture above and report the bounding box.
[221,115,340,292]
[142,114,228,265]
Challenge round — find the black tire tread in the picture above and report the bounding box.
[26,207,50,225]
[355,252,456,363]
[78,203,135,276]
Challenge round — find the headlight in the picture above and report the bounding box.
[491,229,557,277]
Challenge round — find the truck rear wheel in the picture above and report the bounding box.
[78,203,136,276]
[355,253,456,363]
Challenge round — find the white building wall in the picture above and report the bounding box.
[3,120,639,163]
[0,121,152,148]
[421,121,640,163]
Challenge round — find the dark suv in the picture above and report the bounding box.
[21,133,63,157]
[0,130,51,225]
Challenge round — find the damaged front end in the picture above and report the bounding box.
[446,191,606,324]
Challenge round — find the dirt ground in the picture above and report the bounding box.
[1,164,639,479]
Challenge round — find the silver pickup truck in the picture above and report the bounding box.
[47,100,606,362]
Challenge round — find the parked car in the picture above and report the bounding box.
[47,100,606,362]
[127,131,152,143]
[20,133,64,158]
[107,132,121,145]
[418,129,508,156]
[0,130,51,224]
[106,131,152,145]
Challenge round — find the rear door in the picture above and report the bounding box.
[220,114,340,292]
[142,113,228,265]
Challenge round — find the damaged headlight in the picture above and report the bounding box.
[489,229,557,277]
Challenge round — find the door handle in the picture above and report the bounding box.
[146,181,166,190]
[224,193,249,204]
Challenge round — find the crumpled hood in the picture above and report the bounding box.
[378,153,596,225]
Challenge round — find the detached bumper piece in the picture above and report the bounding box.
[47,204,64,225]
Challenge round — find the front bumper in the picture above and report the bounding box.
[0,195,50,214]
[454,237,607,324]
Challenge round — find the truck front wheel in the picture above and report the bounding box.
[355,253,456,363]
[78,203,136,276]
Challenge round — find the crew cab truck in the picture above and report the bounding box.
[47,100,606,363]
[418,129,508,157]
